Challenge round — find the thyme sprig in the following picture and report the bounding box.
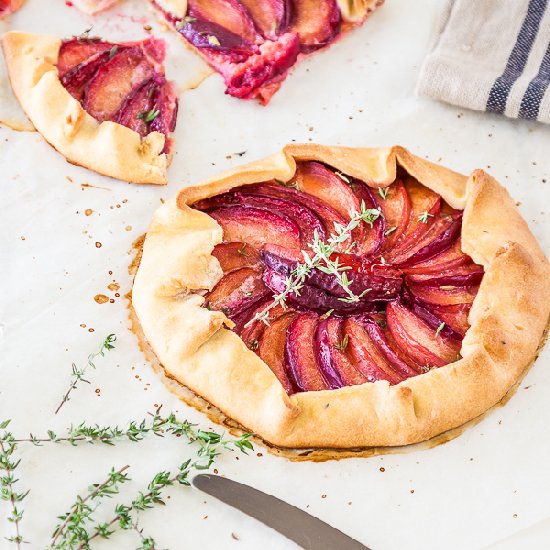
[13,409,253,457]
[418,211,433,224]
[0,421,28,548]
[246,202,383,327]
[55,334,116,415]
[50,465,131,548]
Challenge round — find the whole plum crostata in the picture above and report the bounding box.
[151,0,383,104]
[132,144,550,450]
[1,31,178,184]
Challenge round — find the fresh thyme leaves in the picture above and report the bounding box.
[277,179,298,189]
[0,421,28,547]
[248,339,259,351]
[108,45,118,59]
[418,211,433,224]
[435,322,446,337]
[54,334,116,415]
[50,465,131,547]
[238,243,249,257]
[77,420,252,548]
[334,334,349,351]
[335,171,351,184]
[1,411,253,548]
[137,109,160,123]
[378,187,389,200]
[320,309,334,320]
[245,202,383,328]
[76,26,94,40]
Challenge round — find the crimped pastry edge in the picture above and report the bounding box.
[1,31,169,185]
[132,144,550,448]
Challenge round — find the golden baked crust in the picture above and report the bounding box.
[132,144,550,449]
[1,31,169,185]
[337,0,385,23]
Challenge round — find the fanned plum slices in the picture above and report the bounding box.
[193,161,484,394]
[56,36,178,152]
[152,0,351,104]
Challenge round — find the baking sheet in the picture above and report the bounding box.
[1,0,549,548]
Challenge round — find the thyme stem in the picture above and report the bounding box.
[55,334,116,415]
[50,464,130,547]
[0,424,27,548]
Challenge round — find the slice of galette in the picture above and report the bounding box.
[132,144,550,450]
[1,31,178,184]
[151,0,384,104]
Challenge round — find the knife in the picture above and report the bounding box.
[192,474,371,550]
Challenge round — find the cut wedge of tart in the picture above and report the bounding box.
[151,0,384,104]
[132,144,550,450]
[1,31,178,184]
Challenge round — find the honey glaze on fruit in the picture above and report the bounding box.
[56,35,178,152]
[192,162,484,394]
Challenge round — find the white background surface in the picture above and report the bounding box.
[1,0,549,549]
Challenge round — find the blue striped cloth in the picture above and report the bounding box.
[418,0,550,123]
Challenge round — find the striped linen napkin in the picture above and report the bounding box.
[417,0,550,123]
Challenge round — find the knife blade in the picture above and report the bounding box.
[192,474,371,550]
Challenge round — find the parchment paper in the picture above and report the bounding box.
[1,0,549,548]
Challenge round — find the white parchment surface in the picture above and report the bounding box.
[1,1,549,549]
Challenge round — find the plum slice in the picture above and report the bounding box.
[199,191,326,246]
[292,161,365,250]
[393,214,463,267]
[293,161,360,221]
[57,38,116,78]
[209,205,301,250]
[285,312,328,392]
[352,179,385,256]
[288,0,341,52]
[402,239,471,275]
[188,0,260,45]
[85,47,155,122]
[179,18,255,55]
[362,320,421,377]
[61,49,117,101]
[116,78,157,137]
[387,178,441,261]
[407,302,469,341]
[204,267,269,319]
[386,301,461,368]
[236,300,290,342]
[242,182,349,248]
[407,283,479,307]
[258,312,297,394]
[405,262,484,287]
[239,0,292,37]
[374,179,411,253]
[212,242,262,273]
[316,318,367,387]
[344,318,403,384]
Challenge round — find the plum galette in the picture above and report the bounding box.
[1,31,178,184]
[132,144,550,449]
[151,0,384,104]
